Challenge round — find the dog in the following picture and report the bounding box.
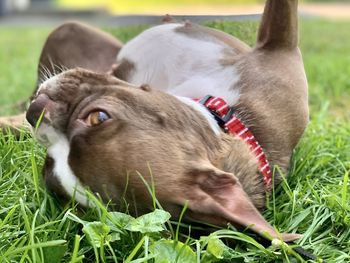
[23,0,308,242]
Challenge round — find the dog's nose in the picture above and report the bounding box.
[26,93,51,127]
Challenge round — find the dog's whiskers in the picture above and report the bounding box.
[38,60,69,85]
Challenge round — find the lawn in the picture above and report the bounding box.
[0,19,349,262]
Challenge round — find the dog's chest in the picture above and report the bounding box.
[46,131,89,207]
[117,23,241,105]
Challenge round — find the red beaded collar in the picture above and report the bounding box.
[198,95,272,189]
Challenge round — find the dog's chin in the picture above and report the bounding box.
[34,123,63,147]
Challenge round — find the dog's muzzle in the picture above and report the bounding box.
[26,93,53,127]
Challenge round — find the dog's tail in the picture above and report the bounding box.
[256,0,299,50]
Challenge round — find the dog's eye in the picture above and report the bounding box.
[86,111,110,126]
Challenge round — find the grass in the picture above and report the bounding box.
[0,28,51,115]
[0,19,349,262]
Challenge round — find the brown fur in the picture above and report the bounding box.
[236,0,308,177]
[111,59,135,81]
[24,0,307,241]
[29,66,300,241]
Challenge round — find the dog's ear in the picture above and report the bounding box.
[185,162,301,242]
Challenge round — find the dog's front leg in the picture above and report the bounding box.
[0,113,29,136]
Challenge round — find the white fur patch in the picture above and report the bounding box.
[117,23,241,133]
[40,126,90,207]
[176,96,221,135]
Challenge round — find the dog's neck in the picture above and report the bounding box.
[176,95,267,209]
[175,96,222,135]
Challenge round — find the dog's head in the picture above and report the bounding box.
[26,68,300,241]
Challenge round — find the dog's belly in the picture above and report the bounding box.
[117,23,241,105]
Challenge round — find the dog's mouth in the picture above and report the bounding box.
[26,87,70,147]
[26,97,60,147]
[26,93,54,127]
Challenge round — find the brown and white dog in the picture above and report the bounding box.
[23,0,308,242]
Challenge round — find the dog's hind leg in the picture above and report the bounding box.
[236,0,309,175]
[256,0,299,50]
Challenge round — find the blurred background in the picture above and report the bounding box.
[0,0,349,18]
